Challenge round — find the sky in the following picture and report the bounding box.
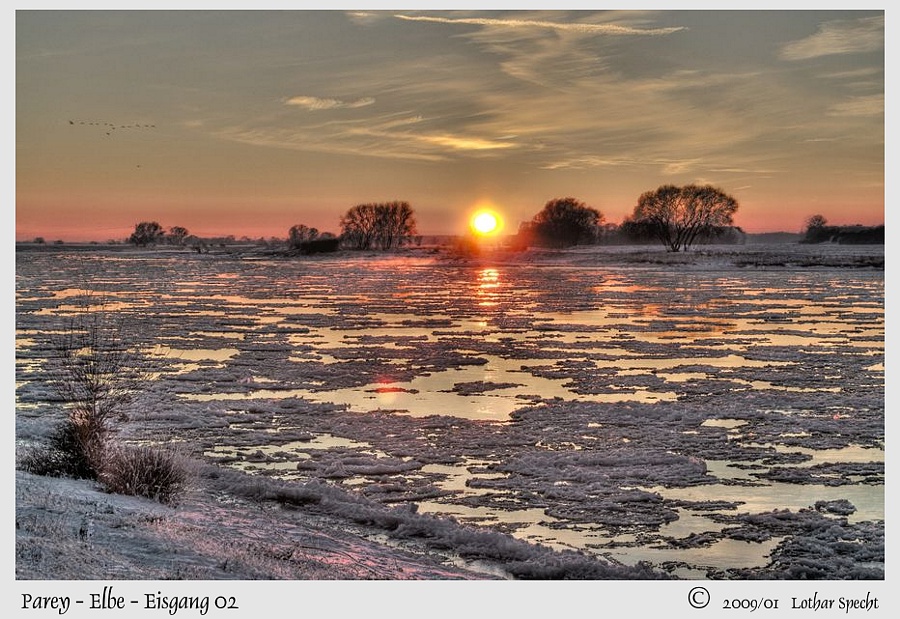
[14,6,886,241]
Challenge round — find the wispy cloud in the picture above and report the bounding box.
[828,94,884,117]
[541,155,743,177]
[819,67,882,80]
[347,123,518,154]
[780,15,883,61]
[214,12,883,189]
[216,125,447,163]
[285,96,375,111]
[661,160,704,175]
[416,134,516,151]
[217,109,517,162]
[541,155,634,170]
[708,166,776,176]
[394,13,684,36]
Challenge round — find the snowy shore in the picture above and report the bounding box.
[15,461,666,580]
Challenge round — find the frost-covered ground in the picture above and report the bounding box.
[14,242,884,579]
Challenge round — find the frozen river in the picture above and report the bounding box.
[15,243,884,579]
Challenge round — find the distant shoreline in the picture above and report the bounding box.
[14,238,884,271]
[14,231,806,249]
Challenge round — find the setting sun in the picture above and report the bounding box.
[471,210,501,236]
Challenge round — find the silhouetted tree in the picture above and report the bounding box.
[524,197,603,248]
[167,226,189,246]
[287,225,339,254]
[805,214,828,231]
[801,214,834,243]
[340,201,417,250]
[340,205,376,250]
[616,218,658,244]
[128,221,165,247]
[288,224,319,250]
[302,235,340,255]
[836,225,884,244]
[631,184,739,252]
[801,214,884,244]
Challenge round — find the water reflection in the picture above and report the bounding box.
[15,249,883,576]
[182,353,679,418]
[475,267,502,308]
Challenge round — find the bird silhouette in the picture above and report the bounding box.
[68,119,157,134]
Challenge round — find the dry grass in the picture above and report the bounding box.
[99,444,188,505]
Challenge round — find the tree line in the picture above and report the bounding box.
[801,214,884,245]
[512,184,741,252]
[285,201,420,254]
[126,184,745,254]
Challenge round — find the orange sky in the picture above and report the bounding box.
[16,9,885,242]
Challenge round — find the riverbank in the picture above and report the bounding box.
[15,468,494,580]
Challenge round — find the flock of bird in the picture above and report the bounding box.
[68,119,156,136]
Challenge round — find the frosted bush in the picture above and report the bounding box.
[99,444,187,505]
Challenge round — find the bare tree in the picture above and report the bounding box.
[128,221,165,247]
[340,201,418,250]
[631,184,739,252]
[526,197,604,248]
[167,226,189,245]
[804,214,828,231]
[288,224,320,250]
[340,205,376,250]
[38,310,148,478]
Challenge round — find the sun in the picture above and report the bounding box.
[471,210,501,236]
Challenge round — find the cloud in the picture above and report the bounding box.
[818,67,882,81]
[415,134,516,151]
[541,156,633,170]
[827,94,884,117]
[541,155,709,177]
[286,96,375,111]
[217,109,516,163]
[216,125,448,163]
[661,159,703,175]
[346,122,517,153]
[346,11,377,21]
[393,13,684,36]
[226,13,882,182]
[780,15,883,61]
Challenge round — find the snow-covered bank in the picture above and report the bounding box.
[16,467,492,580]
[15,463,665,580]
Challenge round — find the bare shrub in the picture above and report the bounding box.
[18,307,188,505]
[42,310,148,477]
[18,421,97,479]
[100,445,187,505]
